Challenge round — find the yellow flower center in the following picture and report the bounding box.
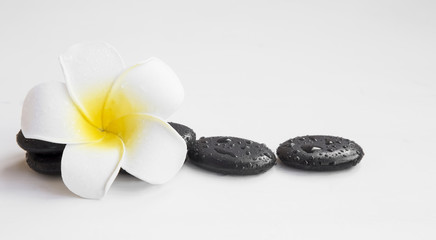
[77,86,143,143]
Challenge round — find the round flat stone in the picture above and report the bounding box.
[17,130,65,154]
[168,122,196,149]
[188,136,276,175]
[277,135,364,171]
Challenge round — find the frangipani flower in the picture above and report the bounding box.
[21,42,186,199]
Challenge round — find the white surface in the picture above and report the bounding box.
[0,0,435,239]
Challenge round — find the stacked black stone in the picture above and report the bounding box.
[17,122,197,175]
[17,130,65,175]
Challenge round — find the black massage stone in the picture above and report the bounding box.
[188,136,276,175]
[277,135,364,171]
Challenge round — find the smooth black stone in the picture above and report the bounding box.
[26,152,130,176]
[26,152,62,175]
[188,136,276,175]
[277,135,364,171]
[17,130,66,154]
[168,122,196,149]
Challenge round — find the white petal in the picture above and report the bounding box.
[102,58,184,128]
[60,42,125,129]
[21,82,104,144]
[107,114,186,184]
[61,133,124,199]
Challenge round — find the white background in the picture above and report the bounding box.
[1,0,435,239]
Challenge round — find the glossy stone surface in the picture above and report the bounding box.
[188,136,276,175]
[277,135,364,171]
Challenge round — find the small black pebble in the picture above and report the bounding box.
[188,136,276,175]
[277,135,364,171]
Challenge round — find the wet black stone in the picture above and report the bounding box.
[188,136,276,175]
[277,135,364,171]
[168,122,196,150]
[26,152,62,175]
[17,130,65,154]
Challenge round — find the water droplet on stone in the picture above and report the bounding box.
[214,148,237,158]
[217,137,232,143]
